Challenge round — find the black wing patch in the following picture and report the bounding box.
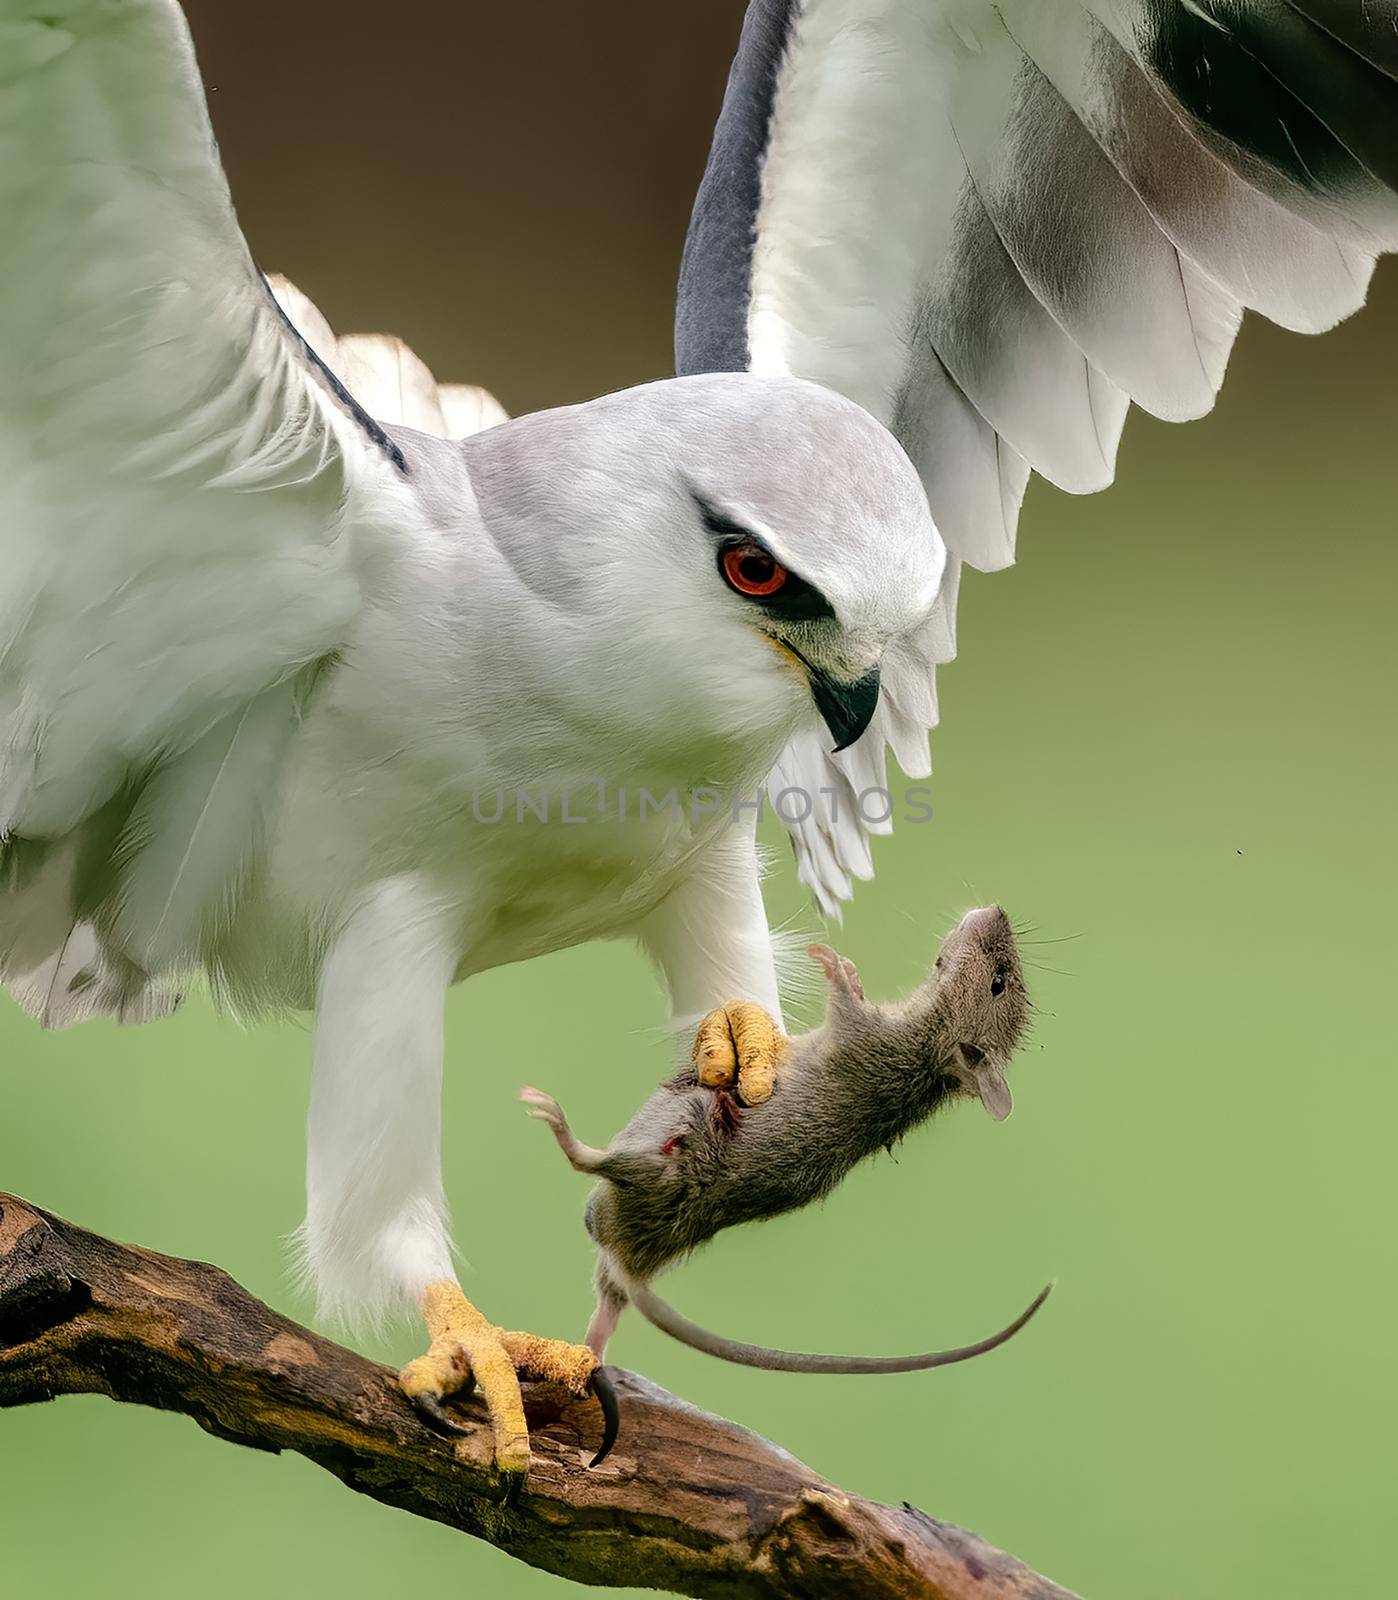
[1142,1,1398,221]
[674,0,798,376]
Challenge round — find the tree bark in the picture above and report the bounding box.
[0,1194,1080,1599]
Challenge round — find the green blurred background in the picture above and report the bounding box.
[3,4,1395,1597]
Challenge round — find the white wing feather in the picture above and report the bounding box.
[266,274,509,439]
[0,2,369,839]
[111,677,309,973]
[437,383,510,439]
[682,0,1398,911]
[0,2,389,1022]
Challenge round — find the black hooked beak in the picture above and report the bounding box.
[809,663,881,753]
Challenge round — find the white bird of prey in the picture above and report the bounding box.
[2,0,1395,1485]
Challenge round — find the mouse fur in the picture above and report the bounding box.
[521,904,1048,1370]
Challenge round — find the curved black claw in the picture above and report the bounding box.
[587,1365,620,1467]
[411,1391,471,1436]
[498,1467,528,1508]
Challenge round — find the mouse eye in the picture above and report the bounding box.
[720,540,788,599]
[990,968,1007,996]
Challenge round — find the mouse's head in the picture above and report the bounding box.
[930,906,1027,1121]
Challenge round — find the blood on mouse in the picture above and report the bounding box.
[710,1087,740,1133]
[519,904,1049,1374]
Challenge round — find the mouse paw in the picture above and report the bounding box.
[808,944,864,999]
[519,1085,566,1129]
[520,1087,612,1174]
[691,1001,786,1105]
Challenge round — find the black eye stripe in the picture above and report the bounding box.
[694,497,756,545]
[693,494,836,622]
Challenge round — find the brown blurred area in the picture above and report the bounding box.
[184,0,1397,442]
[183,0,749,417]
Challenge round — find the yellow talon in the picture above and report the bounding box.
[692,1000,787,1105]
[399,1281,608,1486]
[693,1008,738,1087]
[499,1328,598,1392]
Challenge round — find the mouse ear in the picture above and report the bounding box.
[975,1064,1013,1122]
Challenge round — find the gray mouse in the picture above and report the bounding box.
[521,905,1050,1373]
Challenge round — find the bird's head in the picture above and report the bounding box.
[463,372,945,762]
[601,373,946,755]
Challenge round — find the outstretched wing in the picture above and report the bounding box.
[678,0,1398,913]
[0,2,402,1019]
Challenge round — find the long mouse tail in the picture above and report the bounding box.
[627,1279,1052,1373]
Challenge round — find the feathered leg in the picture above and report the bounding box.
[300,875,459,1323]
[301,875,610,1490]
[639,828,787,1106]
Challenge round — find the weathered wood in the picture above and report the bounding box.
[0,1194,1079,1598]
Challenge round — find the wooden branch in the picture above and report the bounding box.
[0,1195,1079,1599]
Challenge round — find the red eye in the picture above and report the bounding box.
[722,542,788,598]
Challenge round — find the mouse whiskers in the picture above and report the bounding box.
[1021,958,1076,977]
